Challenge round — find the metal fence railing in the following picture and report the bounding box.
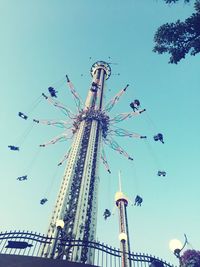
[0,230,176,267]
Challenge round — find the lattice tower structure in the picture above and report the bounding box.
[41,61,111,264]
[115,191,131,267]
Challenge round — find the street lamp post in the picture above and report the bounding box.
[51,219,65,259]
[169,234,188,266]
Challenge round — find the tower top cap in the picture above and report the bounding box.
[115,191,128,203]
[90,61,111,80]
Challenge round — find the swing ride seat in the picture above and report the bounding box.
[157,171,166,177]
[17,175,27,181]
[18,112,28,120]
[8,145,19,151]
[130,99,140,111]
[103,209,111,219]
[90,82,98,92]
[134,195,143,206]
[154,133,164,143]
[40,198,48,205]
[48,87,58,98]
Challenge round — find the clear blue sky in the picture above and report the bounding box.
[0,0,199,265]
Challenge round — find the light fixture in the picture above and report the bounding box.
[169,234,188,258]
[56,219,64,230]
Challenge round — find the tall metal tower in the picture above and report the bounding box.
[41,61,111,263]
[115,172,131,267]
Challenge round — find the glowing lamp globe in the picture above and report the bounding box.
[119,233,127,242]
[56,219,65,229]
[115,192,128,206]
[169,239,183,252]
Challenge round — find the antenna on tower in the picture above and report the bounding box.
[118,170,122,192]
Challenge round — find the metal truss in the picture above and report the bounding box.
[38,61,146,264]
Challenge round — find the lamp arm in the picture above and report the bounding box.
[181,234,188,252]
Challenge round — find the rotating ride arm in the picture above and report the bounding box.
[104,137,133,161]
[42,93,75,119]
[104,84,129,112]
[66,75,84,112]
[33,119,72,129]
[109,109,146,124]
[58,148,71,166]
[101,147,111,173]
[108,127,146,139]
[40,131,73,147]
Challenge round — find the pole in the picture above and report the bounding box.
[115,172,131,267]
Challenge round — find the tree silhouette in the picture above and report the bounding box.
[180,250,200,267]
[164,0,190,3]
[153,0,200,63]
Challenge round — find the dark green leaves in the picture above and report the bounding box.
[153,0,200,63]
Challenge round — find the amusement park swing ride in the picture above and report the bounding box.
[6,60,168,266]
